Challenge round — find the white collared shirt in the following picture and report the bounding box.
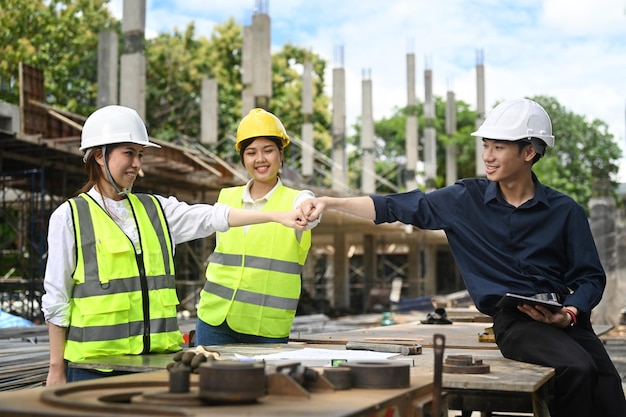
[42,187,231,326]
[239,178,320,232]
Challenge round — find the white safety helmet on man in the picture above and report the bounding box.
[471,98,554,155]
[80,105,160,153]
[235,108,290,151]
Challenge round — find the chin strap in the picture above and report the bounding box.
[102,145,131,196]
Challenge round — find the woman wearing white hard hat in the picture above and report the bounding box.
[41,105,307,386]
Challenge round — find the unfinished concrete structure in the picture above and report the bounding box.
[200,78,219,145]
[423,61,436,187]
[475,49,486,176]
[120,0,146,118]
[331,46,348,193]
[405,51,419,191]
[445,90,458,185]
[96,31,118,108]
[301,61,314,179]
[360,70,375,195]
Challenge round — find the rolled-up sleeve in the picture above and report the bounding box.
[41,203,75,327]
[157,196,231,245]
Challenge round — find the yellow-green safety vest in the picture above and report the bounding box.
[64,193,182,362]
[197,185,311,338]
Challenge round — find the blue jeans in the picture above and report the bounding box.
[195,318,288,346]
[65,362,133,383]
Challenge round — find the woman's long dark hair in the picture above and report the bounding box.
[76,146,111,195]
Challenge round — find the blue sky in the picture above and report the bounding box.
[109,0,626,180]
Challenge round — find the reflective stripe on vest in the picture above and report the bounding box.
[64,193,182,361]
[197,185,311,338]
[208,252,303,275]
[203,280,299,311]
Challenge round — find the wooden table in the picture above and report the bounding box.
[412,348,553,417]
[70,324,555,417]
[0,369,439,417]
[294,321,559,416]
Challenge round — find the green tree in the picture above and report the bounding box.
[0,0,117,115]
[145,18,244,159]
[269,44,332,168]
[531,95,622,212]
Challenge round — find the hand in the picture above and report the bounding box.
[300,198,326,221]
[517,304,573,328]
[278,209,308,230]
[45,364,66,386]
[167,346,221,374]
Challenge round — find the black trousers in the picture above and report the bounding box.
[493,308,625,417]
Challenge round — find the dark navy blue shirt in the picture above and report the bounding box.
[371,174,606,316]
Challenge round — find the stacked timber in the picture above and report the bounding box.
[0,325,49,390]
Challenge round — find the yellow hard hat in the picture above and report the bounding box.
[235,108,290,151]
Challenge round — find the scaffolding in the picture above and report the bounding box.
[0,169,56,323]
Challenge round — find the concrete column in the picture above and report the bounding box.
[333,231,350,310]
[405,52,418,191]
[120,0,146,119]
[362,234,376,313]
[590,195,619,325]
[332,53,347,192]
[361,73,375,194]
[252,8,271,110]
[445,90,458,185]
[475,50,486,176]
[301,61,314,178]
[406,237,420,298]
[423,246,437,295]
[241,24,254,116]
[423,64,436,186]
[200,78,218,145]
[97,31,118,107]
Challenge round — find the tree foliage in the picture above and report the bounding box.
[0,0,117,115]
[531,95,622,211]
[269,44,332,167]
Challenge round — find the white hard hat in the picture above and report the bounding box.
[471,98,554,147]
[80,105,161,152]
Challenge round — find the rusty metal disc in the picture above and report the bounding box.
[340,361,410,389]
[442,355,490,374]
[133,389,203,407]
[323,367,351,390]
[198,360,266,404]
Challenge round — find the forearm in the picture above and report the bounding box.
[48,322,66,366]
[319,196,376,220]
[227,207,282,227]
[46,322,67,385]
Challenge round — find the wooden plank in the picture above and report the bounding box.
[294,321,500,350]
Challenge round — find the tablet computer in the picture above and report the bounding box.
[496,293,563,313]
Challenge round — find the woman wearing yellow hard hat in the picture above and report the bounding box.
[196,108,320,345]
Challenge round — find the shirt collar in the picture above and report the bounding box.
[242,178,283,203]
[484,172,550,208]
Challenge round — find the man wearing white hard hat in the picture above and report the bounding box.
[300,98,625,417]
